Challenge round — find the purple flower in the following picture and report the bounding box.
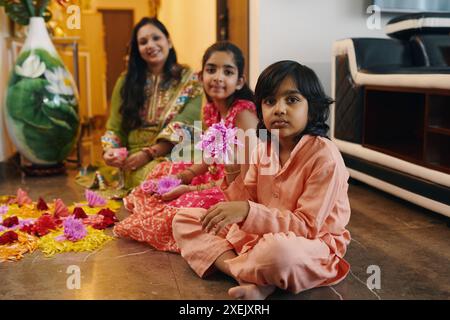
[196,120,242,163]
[157,177,182,195]
[61,216,87,242]
[0,205,8,215]
[85,189,107,207]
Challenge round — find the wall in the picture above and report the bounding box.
[249,0,394,93]
[93,0,151,24]
[0,9,14,161]
[158,0,216,72]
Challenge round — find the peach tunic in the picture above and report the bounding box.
[172,135,351,294]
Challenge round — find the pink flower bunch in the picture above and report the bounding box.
[156,177,182,195]
[54,199,70,218]
[16,188,32,206]
[140,177,181,195]
[113,147,128,161]
[196,120,242,163]
[85,189,107,207]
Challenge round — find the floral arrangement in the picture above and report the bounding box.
[196,120,242,163]
[0,188,120,262]
[140,176,181,196]
[0,0,70,25]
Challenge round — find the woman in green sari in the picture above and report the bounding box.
[77,17,202,196]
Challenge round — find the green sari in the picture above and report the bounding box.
[76,66,203,197]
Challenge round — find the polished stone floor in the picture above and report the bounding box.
[0,150,449,300]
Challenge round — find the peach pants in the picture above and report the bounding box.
[172,208,349,294]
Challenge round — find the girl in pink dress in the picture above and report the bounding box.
[173,61,352,300]
[113,42,258,252]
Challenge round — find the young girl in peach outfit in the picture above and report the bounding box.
[172,60,351,299]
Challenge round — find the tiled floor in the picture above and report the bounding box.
[0,154,449,300]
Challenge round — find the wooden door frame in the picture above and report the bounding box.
[216,0,250,80]
[98,9,134,105]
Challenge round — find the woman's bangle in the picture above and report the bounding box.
[224,168,241,175]
[142,147,157,160]
[196,181,216,192]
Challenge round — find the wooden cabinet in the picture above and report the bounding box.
[363,86,450,174]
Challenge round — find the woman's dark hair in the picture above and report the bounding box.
[201,41,254,106]
[255,60,333,140]
[120,17,183,132]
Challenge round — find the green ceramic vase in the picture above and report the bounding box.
[5,17,80,165]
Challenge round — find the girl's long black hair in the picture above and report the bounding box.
[255,60,333,140]
[201,41,254,105]
[120,17,183,132]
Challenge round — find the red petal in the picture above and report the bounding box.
[36,197,49,210]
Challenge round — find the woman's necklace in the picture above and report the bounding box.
[144,73,163,125]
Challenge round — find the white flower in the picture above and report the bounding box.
[44,67,74,96]
[44,95,68,107]
[15,54,46,78]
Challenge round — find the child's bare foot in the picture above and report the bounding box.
[228,283,276,300]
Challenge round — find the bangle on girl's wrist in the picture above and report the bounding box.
[142,147,157,160]
[224,168,241,175]
[196,181,216,192]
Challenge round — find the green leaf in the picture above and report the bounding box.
[22,122,78,162]
[42,99,80,130]
[6,78,53,129]
[39,0,50,17]
[20,0,34,17]
[5,2,30,25]
[35,49,64,69]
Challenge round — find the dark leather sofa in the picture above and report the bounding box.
[331,13,450,217]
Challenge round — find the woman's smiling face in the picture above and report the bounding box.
[137,23,172,70]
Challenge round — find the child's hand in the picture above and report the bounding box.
[201,201,250,235]
[161,185,192,201]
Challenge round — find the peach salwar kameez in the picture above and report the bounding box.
[172,135,351,294]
